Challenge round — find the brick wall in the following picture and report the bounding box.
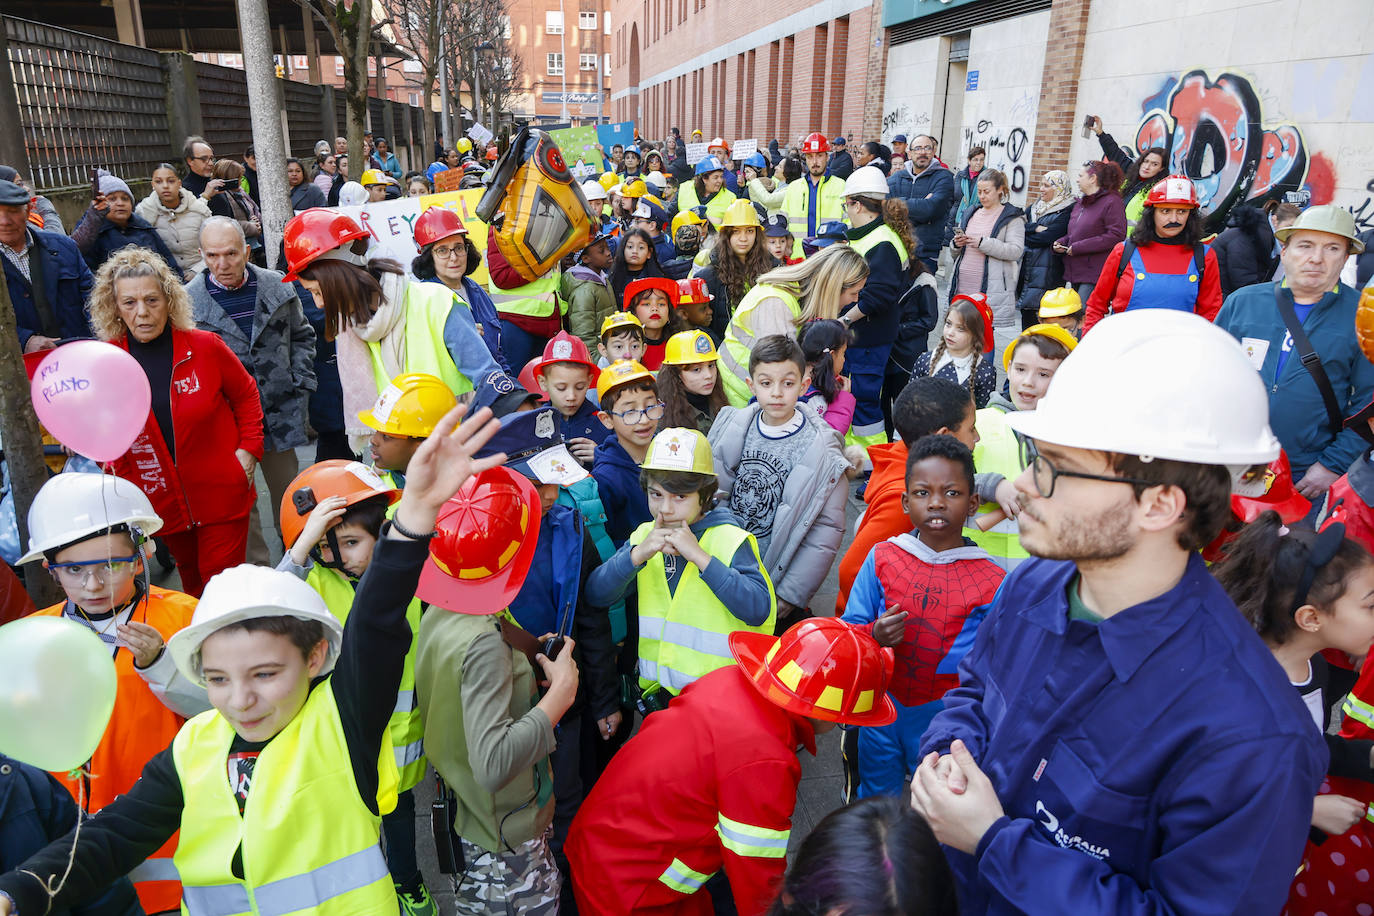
[1028,0,1091,186]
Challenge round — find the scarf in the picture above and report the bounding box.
[1031,170,1076,220]
[336,269,410,453]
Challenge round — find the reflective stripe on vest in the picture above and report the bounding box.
[128,857,180,883]
[720,284,801,406]
[966,407,1031,573]
[631,521,775,694]
[367,281,473,399]
[486,271,562,319]
[307,564,427,791]
[715,813,789,859]
[172,681,399,916]
[849,222,910,271]
[1344,692,1374,730]
[658,858,715,895]
[781,177,846,257]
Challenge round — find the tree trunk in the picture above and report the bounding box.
[237,0,294,268]
[0,283,62,608]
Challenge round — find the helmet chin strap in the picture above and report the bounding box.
[311,527,352,575]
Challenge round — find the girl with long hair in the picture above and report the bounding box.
[695,201,778,340]
[656,329,728,434]
[608,227,669,305]
[913,295,996,408]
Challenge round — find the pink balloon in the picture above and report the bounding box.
[29,341,152,462]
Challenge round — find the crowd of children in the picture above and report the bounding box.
[8,176,1374,916]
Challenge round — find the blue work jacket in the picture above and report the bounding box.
[920,553,1327,914]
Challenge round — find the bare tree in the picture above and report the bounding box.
[375,0,446,161]
[292,0,375,171]
[441,0,521,134]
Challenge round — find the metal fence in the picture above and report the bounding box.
[194,60,254,164]
[5,17,169,189]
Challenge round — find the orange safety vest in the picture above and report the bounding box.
[32,585,198,914]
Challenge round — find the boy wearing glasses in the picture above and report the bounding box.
[23,472,205,915]
[593,360,663,545]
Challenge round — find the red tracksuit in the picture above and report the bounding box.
[566,666,811,916]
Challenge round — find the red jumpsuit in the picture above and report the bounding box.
[565,666,812,916]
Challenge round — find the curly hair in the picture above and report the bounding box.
[88,246,195,341]
[713,226,776,307]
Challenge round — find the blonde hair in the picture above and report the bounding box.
[89,247,194,341]
[754,244,870,325]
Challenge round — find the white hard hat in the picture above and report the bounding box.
[581,180,607,202]
[20,473,162,565]
[1005,309,1280,469]
[644,170,667,188]
[167,564,344,686]
[844,166,889,200]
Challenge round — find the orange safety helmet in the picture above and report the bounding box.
[708,137,731,156]
[279,460,400,550]
[416,467,542,614]
[731,618,897,727]
[413,206,468,250]
[533,330,599,378]
[1144,175,1200,209]
[1202,451,1311,563]
[676,277,713,306]
[951,293,996,354]
[282,208,370,282]
[517,356,551,402]
[800,132,831,155]
[623,276,680,311]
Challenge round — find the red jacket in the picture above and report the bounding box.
[1083,240,1223,333]
[835,440,909,614]
[110,328,264,534]
[566,666,813,916]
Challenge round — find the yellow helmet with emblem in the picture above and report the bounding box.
[357,373,457,437]
[662,330,720,366]
[642,427,716,476]
[596,359,655,403]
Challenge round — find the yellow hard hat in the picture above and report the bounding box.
[358,373,457,437]
[662,329,720,366]
[599,172,619,191]
[455,138,473,154]
[642,427,716,476]
[621,178,648,198]
[1038,286,1084,319]
[599,311,644,338]
[718,199,761,230]
[671,210,707,237]
[1002,324,1079,371]
[360,168,387,187]
[596,359,654,402]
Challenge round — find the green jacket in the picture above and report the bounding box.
[562,266,617,353]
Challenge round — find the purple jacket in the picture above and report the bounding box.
[1060,188,1127,284]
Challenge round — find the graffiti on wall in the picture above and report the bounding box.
[964,119,1031,196]
[1134,70,1308,231]
[882,104,930,141]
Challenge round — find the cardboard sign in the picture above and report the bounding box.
[467,122,494,146]
[732,139,758,160]
[337,190,491,285]
[432,168,465,193]
[685,142,711,165]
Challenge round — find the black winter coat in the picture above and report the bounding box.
[888,273,939,374]
[1015,205,1072,311]
[1213,205,1279,297]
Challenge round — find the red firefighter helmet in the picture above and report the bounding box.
[517,356,551,402]
[1202,451,1311,562]
[533,330,599,378]
[416,467,542,614]
[413,206,468,250]
[1144,175,1200,209]
[731,618,897,726]
[800,132,831,155]
[951,293,996,355]
[279,460,400,550]
[676,277,713,306]
[282,208,369,281]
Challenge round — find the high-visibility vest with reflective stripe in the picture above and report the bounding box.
[848,222,910,271]
[486,270,563,320]
[34,588,196,915]
[172,681,399,916]
[780,176,846,257]
[1344,692,1374,730]
[675,184,737,227]
[307,563,427,791]
[965,407,1031,573]
[720,283,801,406]
[631,521,775,694]
[367,281,473,399]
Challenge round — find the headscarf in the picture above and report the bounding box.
[1031,170,1075,220]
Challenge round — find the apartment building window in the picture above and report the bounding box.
[547,53,564,75]
[579,11,597,29]
[604,12,612,34]
[408,92,420,106]
[604,53,611,75]
[580,53,598,71]
[545,10,564,34]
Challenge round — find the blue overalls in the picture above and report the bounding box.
[1124,246,1202,313]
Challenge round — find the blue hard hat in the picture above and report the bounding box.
[743,152,768,171]
[693,156,725,177]
[802,220,850,255]
[624,145,642,159]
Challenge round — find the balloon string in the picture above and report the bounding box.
[18,766,89,912]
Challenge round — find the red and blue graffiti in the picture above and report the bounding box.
[1136,70,1307,231]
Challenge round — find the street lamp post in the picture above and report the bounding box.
[558,0,569,121]
[474,41,495,129]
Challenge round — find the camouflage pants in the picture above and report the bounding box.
[451,829,561,915]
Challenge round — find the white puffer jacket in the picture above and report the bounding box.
[136,188,211,276]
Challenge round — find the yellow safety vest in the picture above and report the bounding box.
[307,564,427,791]
[675,184,737,226]
[630,521,775,694]
[171,681,399,916]
[486,270,564,320]
[781,176,847,257]
[367,282,473,398]
[720,283,801,406]
[848,222,910,271]
[965,407,1031,572]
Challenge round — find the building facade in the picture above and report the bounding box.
[505,0,613,123]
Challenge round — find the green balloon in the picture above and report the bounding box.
[0,616,117,771]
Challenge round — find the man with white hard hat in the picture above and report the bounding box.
[912,309,1327,913]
